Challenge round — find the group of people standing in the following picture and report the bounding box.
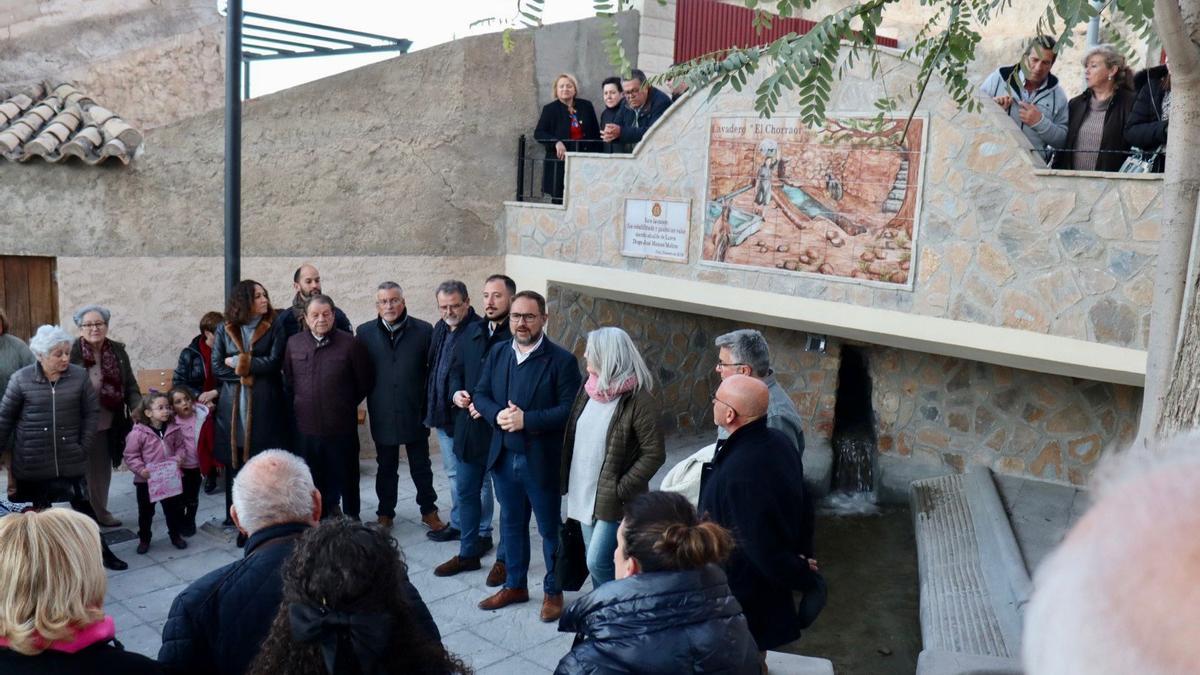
[981,36,1172,172]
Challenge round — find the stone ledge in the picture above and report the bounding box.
[915,649,1023,675]
[1031,167,1162,180]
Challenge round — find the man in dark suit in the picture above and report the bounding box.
[434,275,517,585]
[473,290,581,622]
[355,281,447,533]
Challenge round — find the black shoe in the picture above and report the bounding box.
[102,545,129,571]
[223,516,235,527]
[236,532,248,549]
[181,520,197,538]
[427,526,461,543]
[203,473,218,494]
[170,534,188,550]
[136,540,150,555]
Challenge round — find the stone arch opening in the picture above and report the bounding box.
[831,345,877,493]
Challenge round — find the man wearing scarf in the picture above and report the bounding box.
[281,264,352,338]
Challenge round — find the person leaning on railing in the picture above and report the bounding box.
[534,72,600,204]
[1053,44,1136,172]
[1124,62,1170,174]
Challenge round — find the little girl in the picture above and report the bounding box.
[123,391,188,554]
[168,387,207,537]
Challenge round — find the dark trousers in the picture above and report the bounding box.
[135,481,185,541]
[181,468,202,527]
[296,432,360,519]
[375,437,437,518]
[492,447,561,593]
[457,458,515,561]
[18,476,120,567]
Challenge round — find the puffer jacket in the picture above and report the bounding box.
[0,363,98,482]
[560,387,665,522]
[123,422,188,484]
[172,334,208,396]
[556,564,761,673]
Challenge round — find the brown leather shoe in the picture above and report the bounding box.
[434,555,481,577]
[540,593,564,623]
[485,560,507,587]
[478,587,529,610]
[376,516,394,529]
[421,511,447,531]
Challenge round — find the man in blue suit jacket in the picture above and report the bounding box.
[473,290,581,622]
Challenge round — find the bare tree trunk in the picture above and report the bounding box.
[1143,0,1200,439]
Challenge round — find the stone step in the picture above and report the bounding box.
[765,651,836,674]
[911,468,1031,674]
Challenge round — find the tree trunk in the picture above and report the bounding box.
[1142,0,1200,439]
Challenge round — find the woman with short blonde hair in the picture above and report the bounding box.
[0,508,161,673]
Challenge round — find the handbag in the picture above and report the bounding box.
[554,518,590,592]
[1119,145,1165,174]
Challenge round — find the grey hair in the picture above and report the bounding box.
[435,279,469,301]
[28,325,73,357]
[585,327,653,393]
[232,449,316,534]
[714,329,772,377]
[1082,44,1134,90]
[377,281,403,295]
[71,305,111,327]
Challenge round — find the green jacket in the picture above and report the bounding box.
[560,387,666,522]
[0,334,34,398]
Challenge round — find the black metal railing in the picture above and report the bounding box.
[1031,146,1167,173]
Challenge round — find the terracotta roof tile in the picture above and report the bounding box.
[0,82,143,165]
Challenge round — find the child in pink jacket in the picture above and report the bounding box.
[168,387,207,537]
[123,391,188,553]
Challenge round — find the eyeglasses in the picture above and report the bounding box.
[510,313,541,324]
[712,396,740,418]
[80,322,107,329]
[715,361,746,370]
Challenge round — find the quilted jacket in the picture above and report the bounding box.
[0,363,98,482]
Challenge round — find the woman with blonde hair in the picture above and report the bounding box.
[533,72,600,203]
[1054,44,1136,172]
[0,508,161,673]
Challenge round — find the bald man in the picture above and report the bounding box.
[1024,439,1200,674]
[698,375,818,657]
[282,263,352,338]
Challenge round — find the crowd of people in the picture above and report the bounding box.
[0,267,820,674]
[980,36,1171,172]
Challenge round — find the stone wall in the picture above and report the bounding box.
[533,12,640,105]
[506,51,1162,352]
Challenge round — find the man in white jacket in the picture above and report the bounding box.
[979,36,1069,162]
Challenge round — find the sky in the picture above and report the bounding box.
[232,1,600,98]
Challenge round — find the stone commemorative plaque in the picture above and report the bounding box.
[622,198,691,263]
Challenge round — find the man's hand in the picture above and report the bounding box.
[601,123,621,143]
[453,390,471,409]
[468,402,482,420]
[555,140,567,160]
[199,389,218,405]
[993,95,1014,111]
[496,400,525,432]
[806,557,820,573]
[1017,101,1043,125]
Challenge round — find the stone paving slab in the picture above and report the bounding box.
[993,473,1088,575]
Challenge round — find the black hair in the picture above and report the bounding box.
[225,280,272,327]
[484,274,517,295]
[602,76,622,90]
[512,290,546,315]
[624,68,648,85]
[621,491,733,573]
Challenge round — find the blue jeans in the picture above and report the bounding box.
[492,448,561,593]
[580,519,620,587]
[435,429,460,530]
[456,456,501,559]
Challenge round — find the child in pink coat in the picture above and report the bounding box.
[168,387,207,537]
[123,391,188,553]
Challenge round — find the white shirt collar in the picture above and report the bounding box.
[512,334,544,365]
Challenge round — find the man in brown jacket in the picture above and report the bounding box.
[283,295,374,519]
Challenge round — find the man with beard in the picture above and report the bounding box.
[434,275,516,584]
[473,290,581,623]
[282,263,352,338]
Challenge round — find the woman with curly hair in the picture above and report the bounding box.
[248,519,468,675]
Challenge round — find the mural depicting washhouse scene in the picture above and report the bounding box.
[703,115,925,288]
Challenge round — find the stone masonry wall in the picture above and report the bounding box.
[506,51,1162,351]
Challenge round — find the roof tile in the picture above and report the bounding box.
[0,82,142,165]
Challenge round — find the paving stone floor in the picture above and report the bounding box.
[2,431,712,673]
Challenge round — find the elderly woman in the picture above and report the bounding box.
[0,508,160,673]
[1054,44,1136,172]
[69,305,141,528]
[0,325,127,570]
[173,311,224,493]
[560,326,665,587]
[212,280,289,532]
[534,72,600,204]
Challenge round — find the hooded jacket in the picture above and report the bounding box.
[1125,64,1170,172]
[556,564,761,673]
[979,65,1069,157]
[123,422,188,484]
[0,363,98,482]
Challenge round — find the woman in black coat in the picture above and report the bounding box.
[1053,44,1135,172]
[1125,64,1170,173]
[211,280,289,527]
[556,491,760,674]
[534,73,600,204]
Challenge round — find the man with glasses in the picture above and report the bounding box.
[600,68,673,147]
[714,329,805,457]
[473,290,581,623]
[699,374,818,663]
[355,282,447,533]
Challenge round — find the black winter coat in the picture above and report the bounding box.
[0,641,163,674]
[534,98,601,199]
[159,522,439,675]
[211,313,290,466]
[172,334,208,396]
[424,308,479,431]
[599,103,635,154]
[556,564,761,673]
[0,363,98,482]
[698,418,818,651]
[356,313,434,446]
[448,316,511,466]
[1125,65,1170,173]
[1054,87,1136,172]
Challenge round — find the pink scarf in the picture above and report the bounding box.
[0,616,114,654]
[584,373,638,403]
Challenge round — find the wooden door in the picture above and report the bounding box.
[0,256,58,341]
